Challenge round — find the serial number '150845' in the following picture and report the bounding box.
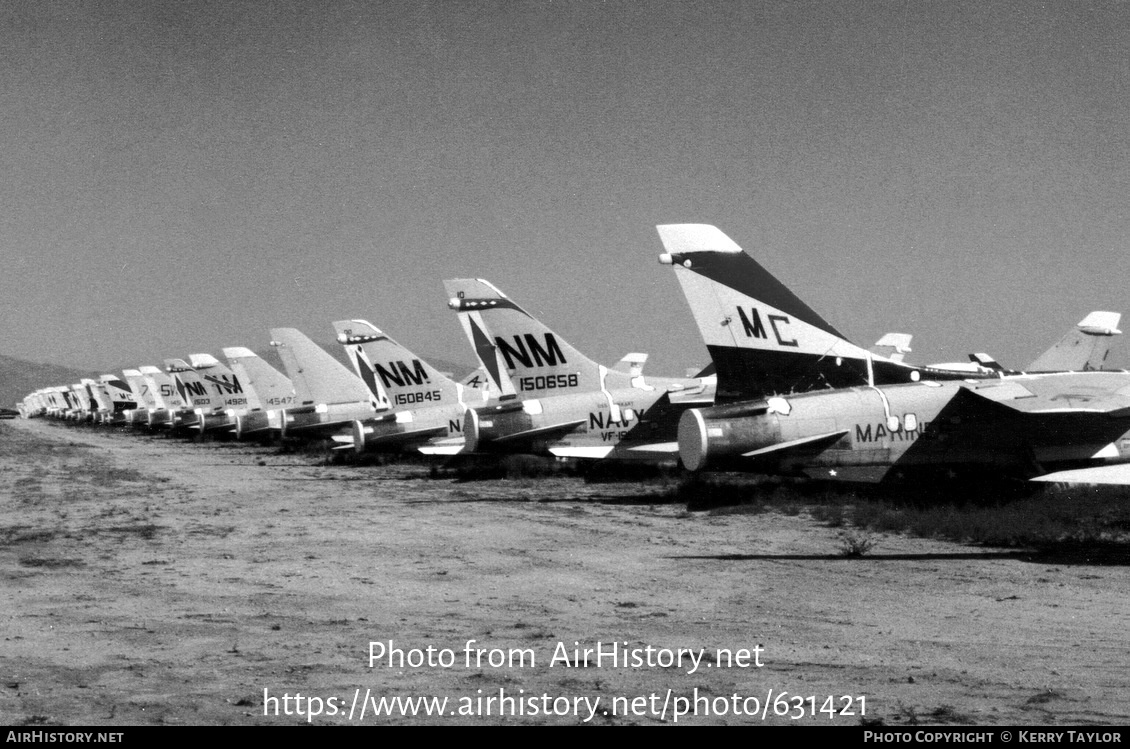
[394,391,442,406]
[520,374,579,391]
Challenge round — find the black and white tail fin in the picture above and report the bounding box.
[656,224,973,401]
[188,353,251,409]
[82,378,111,413]
[139,365,186,410]
[331,319,472,410]
[123,369,158,410]
[444,278,610,399]
[100,374,137,410]
[222,347,295,410]
[1027,311,1122,372]
[165,358,218,411]
[268,327,379,409]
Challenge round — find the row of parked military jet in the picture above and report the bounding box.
[19,225,1130,486]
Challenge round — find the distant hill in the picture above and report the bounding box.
[0,354,101,409]
[0,342,478,411]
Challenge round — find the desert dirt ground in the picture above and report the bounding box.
[2,417,1128,726]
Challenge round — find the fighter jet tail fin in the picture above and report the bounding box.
[656,224,980,402]
[222,347,295,411]
[331,319,464,411]
[1027,311,1122,372]
[444,278,605,399]
[269,328,379,409]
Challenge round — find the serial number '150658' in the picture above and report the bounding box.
[520,374,579,391]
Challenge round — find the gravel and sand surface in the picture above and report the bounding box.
[2,418,1127,725]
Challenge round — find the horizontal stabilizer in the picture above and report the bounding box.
[364,424,448,447]
[418,442,468,456]
[742,430,849,459]
[626,442,680,453]
[612,353,648,376]
[1031,465,1130,485]
[549,446,615,459]
[1078,311,1122,336]
[656,223,744,255]
[492,419,586,444]
[969,353,1004,371]
[189,353,221,368]
[869,333,913,362]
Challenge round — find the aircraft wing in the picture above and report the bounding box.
[549,441,683,460]
[332,424,450,450]
[742,430,850,459]
[550,446,615,459]
[418,437,469,456]
[1030,465,1130,485]
[900,384,1130,470]
[490,418,587,444]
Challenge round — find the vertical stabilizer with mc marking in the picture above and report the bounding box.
[100,374,138,411]
[655,224,982,402]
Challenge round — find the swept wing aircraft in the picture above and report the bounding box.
[268,327,382,438]
[655,224,1013,403]
[99,374,139,424]
[1026,311,1122,372]
[138,365,191,429]
[655,224,1130,484]
[444,278,715,460]
[83,378,115,423]
[122,368,163,427]
[164,358,227,433]
[331,319,491,454]
[676,370,1130,484]
[182,354,255,434]
[222,347,297,439]
[656,224,1121,396]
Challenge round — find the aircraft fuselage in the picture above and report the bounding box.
[680,371,1130,483]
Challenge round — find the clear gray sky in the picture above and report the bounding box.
[2,0,1127,373]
